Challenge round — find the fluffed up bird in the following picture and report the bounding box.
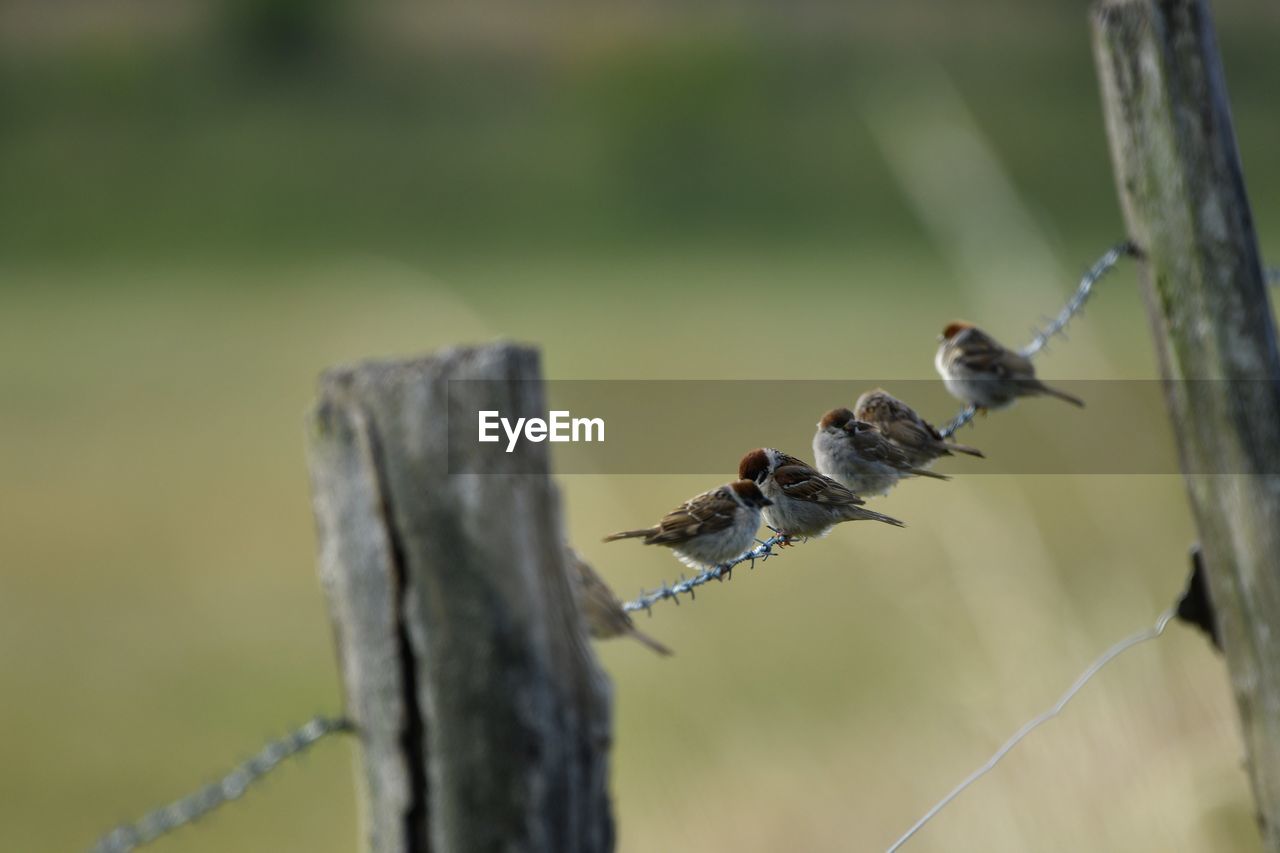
[812,408,949,497]
[603,479,771,571]
[853,388,984,469]
[738,448,904,539]
[935,321,1085,411]
[566,546,672,656]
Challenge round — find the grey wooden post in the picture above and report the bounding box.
[1093,0,1280,844]
[306,343,614,853]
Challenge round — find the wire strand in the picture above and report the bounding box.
[90,716,352,853]
[621,534,788,613]
[629,240,1145,611]
[85,241,1237,847]
[884,608,1176,852]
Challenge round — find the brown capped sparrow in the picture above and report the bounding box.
[935,321,1084,411]
[603,479,771,570]
[566,546,672,656]
[812,408,949,497]
[853,388,984,468]
[738,448,904,539]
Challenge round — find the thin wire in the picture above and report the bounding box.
[939,240,1137,437]
[1020,240,1137,358]
[621,534,788,613]
[627,242,1148,608]
[90,715,352,853]
[83,239,1218,848]
[885,607,1176,853]
[629,240,1148,606]
[939,404,978,439]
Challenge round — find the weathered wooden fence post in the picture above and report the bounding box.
[306,343,614,853]
[1093,0,1280,844]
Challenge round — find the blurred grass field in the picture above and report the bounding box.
[2,2,1279,851]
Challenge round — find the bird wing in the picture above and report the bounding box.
[858,393,948,448]
[644,488,740,545]
[774,462,867,505]
[847,422,916,468]
[953,328,1036,379]
[878,416,946,451]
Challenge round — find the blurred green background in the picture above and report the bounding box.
[2,1,1278,851]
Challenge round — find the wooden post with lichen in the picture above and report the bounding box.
[1093,0,1280,844]
[305,343,614,853]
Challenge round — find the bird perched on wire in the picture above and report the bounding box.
[566,546,672,656]
[813,408,949,497]
[936,321,1084,411]
[853,388,984,469]
[603,479,771,571]
[738,447,904,539]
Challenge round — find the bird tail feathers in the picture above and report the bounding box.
[602,528,654,543]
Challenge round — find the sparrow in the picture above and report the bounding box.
[853,388,984,469]
[812,408,949,497]
[603,479,772,571]
[738,448,904,539]
[935,321,1085,411]
[566,546,673,656]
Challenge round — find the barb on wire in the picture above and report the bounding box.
[940,404,978,439]
[939,240,1137,438]
[885,607,1176,853]
[91,715,353,853]
[622,534,788,613]
[1020,240,1137,358]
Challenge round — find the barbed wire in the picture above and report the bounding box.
[1021,240,1139,358]
[885,606,1176,852]
[90,715,352,853]
[622,534,788,613]
[940,240,1138,437]
[624,240,1142,613]
[84,241,1257,851]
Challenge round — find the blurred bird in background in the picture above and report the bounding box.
[853,388,984,468]
[566,546,672,656]
[812,407,949,497]
[936,321,1086,411]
